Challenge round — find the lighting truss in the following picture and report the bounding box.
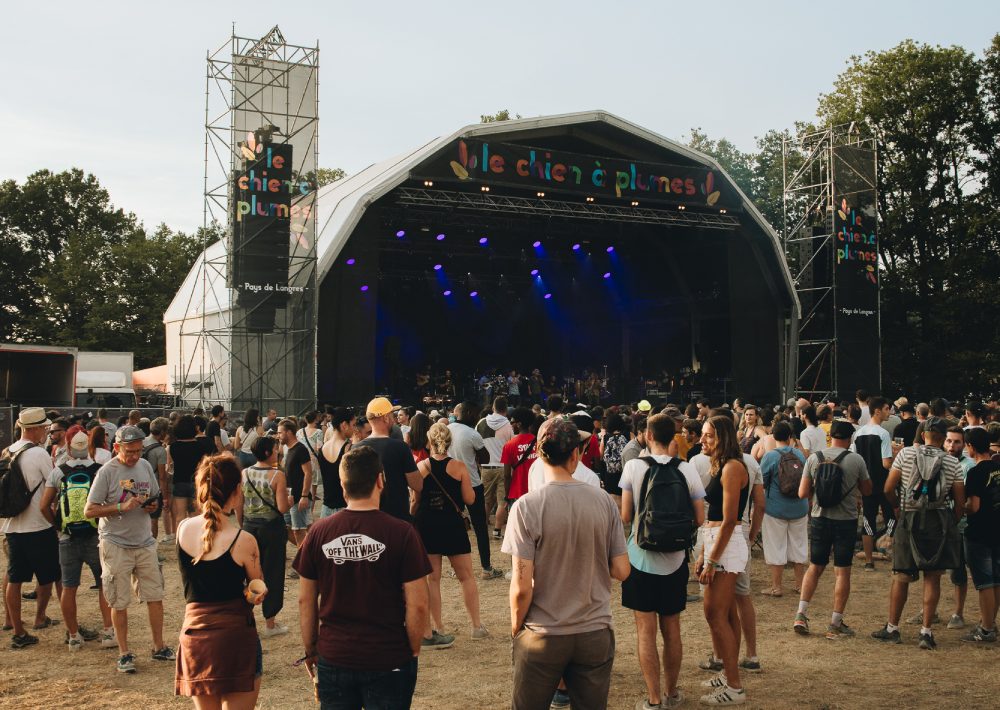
[394,189,740,230]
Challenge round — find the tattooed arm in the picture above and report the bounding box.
[233,530,265,584]
[509,555,534,637]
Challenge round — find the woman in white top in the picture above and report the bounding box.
[233,408,264,469]
[297,411,325,513]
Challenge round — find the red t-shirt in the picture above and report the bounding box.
[293,509,431,670]
[581,434,600,470]
[412,448,429,465]
[501,433,537,501]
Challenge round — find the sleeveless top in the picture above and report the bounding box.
[240,427,260,454]
[739,431,759,455]
[171,439,206,486]
[417,457,464,519]
[319,440,350,510]
[242,466,281,521]
[178,529,246,603]
[704,461,750,522]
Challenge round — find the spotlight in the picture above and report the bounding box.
[423,180,433,187]
[346,258,356,265]
[433,264,442,271]
[470,291,478,298]
[395,229,406,238]
[586,196,595,203]
[481,185,490,192]
[603,272,611,279]
[443,290,452,296]
[479,237,488,245]
[531,269,539,276]
[572,243,581,251]
[436,233,446,241]
[532,240,541,248]
[606,246,615,253]
[537,191,545,198]
[544,293,552,299]
[631,200,639,207]
[360,284,369,292]
[678,205,686,211]
[719,208,727,214]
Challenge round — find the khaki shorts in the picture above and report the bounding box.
[482,465,506,512]
[99,540,164,609]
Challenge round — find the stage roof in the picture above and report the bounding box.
[165,110,800,323]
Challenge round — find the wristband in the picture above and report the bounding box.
[117,503,122,513]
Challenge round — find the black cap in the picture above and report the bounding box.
[830,420,855,440]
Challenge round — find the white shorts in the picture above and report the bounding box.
[762,514,808,566]
[703,524,749,575]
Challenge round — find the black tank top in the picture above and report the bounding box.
[418,457,464,518]
[704,461,750,522]
[320,441,350,510]
[178,529,246,603]
[171,439,206,486]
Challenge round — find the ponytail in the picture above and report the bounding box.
[193,454,242,563]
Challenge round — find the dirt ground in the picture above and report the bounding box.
[1,531,997,709]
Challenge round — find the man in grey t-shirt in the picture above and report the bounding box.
[84,426,173,673]
[794,420,872,639]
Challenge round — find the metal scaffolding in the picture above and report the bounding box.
[783,124,877,401]
[175,26,319,414]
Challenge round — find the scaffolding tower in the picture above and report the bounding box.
[783,124,878,402]
[175,26,319,414]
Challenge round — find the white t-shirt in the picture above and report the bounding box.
[800,425,827,455]
[94,447,113,465]
[618,455,705,575]
[527,458,601,492]
[857,405,872,426]
[448,422,486,487]
[1,440,55,534]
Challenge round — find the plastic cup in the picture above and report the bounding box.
[245,579,267,604]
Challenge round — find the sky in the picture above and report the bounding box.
[4,0,999,233]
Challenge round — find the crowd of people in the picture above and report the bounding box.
[1,390,999,709]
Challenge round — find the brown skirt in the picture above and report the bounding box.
[175,598,259,697]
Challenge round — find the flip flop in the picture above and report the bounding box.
[32,617,60,630]
[1,625,12,631]
[760,588,784,597]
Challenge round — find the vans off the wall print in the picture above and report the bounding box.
[322,534,386,564]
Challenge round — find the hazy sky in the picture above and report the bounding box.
[4,1,998,233]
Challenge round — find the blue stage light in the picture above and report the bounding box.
[470,291,478,298]
[572,243,581,251]
[346,258,356,265]
[433,264,442,271]
[603,272,611,279]
[436,233,446,241]
[531,269,539,276]
[544,293,552,299]
[532,240,541,248]
[443,290,452,296]
[606,246,614,253]
[395,230,405,238]
[360,284,369,292]
[479,237,488,245]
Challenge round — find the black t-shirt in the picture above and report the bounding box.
[894,418,919,447]
[965,460,1000,544]
[205,420,221,450]
[170,439,206,486]
[353,436,418,521]
[284,442,311,502]
[686,443,702,461]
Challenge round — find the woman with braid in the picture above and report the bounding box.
[175,454,267,709]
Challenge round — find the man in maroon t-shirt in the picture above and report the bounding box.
[294,446,430,707]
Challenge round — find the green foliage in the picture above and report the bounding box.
[316,167,346,186]
[0,169,203,369]
[480,110,521,123]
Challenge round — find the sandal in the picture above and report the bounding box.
[32,617,59,630]
[760,588,784,597]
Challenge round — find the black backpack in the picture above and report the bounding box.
[0,443,42,519]
[635,457,695,552]
[813,450,854,509]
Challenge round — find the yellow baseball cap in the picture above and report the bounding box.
[366,397,401,418]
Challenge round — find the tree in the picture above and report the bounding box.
[316,167,346,187]
[480,110,521,123]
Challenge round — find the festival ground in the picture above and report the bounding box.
[0,532,995,709]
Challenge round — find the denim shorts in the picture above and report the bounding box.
[284,503,312,530]
[59,535,102,588]
[965,537,1000,590]
[317,656,417,710]
[319,505,344,519]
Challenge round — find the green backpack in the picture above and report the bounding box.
[58,462,101,537]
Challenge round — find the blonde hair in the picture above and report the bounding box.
[193,454,241,563]
[427,422,452,455]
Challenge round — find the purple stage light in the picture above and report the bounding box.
[532,240,541,248]
[346,258,356,265]
[572,243,581,251]
[395,230,405,238]
[436,233,446,241]
[443,290,452,296]
[603,272,611,279]
[360,284,369,292]
[433,264,442,271]
[479,237,488,245]
[470,291,478,297]
[606,246,615,253]
[531,269,539,276]
[544,293,552,299]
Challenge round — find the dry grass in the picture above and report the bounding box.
[1,532,997,709]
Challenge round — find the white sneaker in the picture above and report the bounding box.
[160,534,176,544]
[700,673,728,688]
[100,628,118,649]
[67,633,84,652]
[471,625,490,640]
[699,686,746,706]
[261,623,289,638]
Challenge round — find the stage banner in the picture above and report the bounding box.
[833,144,880,395]
[424,139,736,210]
